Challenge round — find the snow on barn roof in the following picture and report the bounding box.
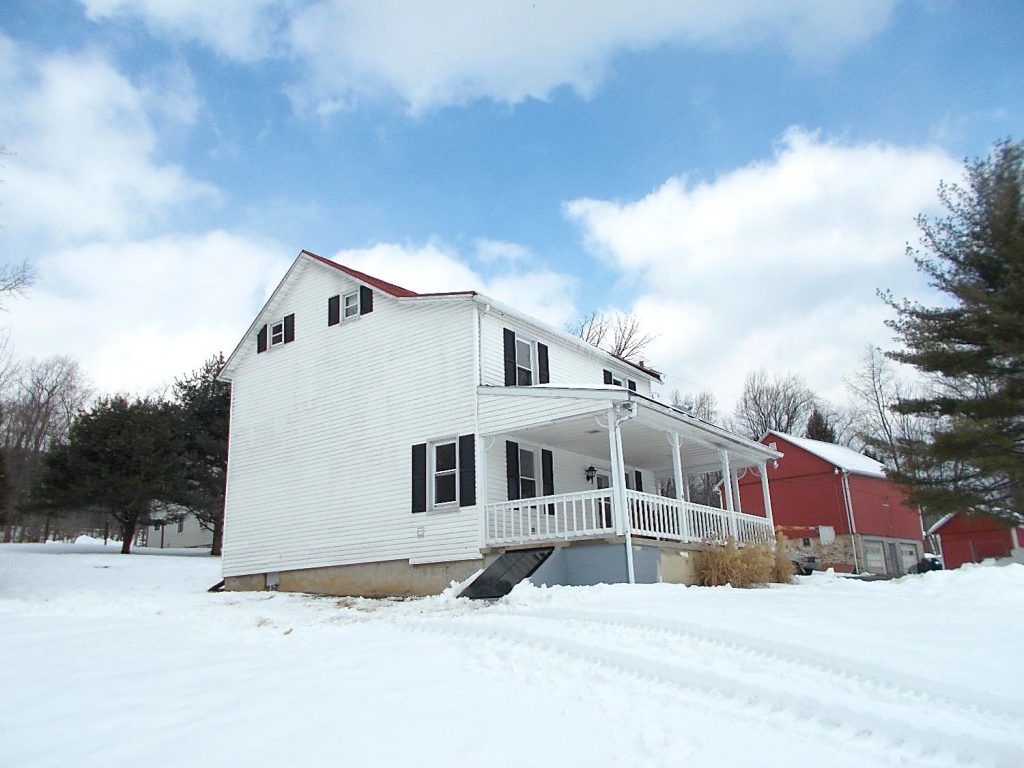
[767,431,887,478]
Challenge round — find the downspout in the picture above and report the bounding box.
[840,470,861,573]
[608,400,638,584]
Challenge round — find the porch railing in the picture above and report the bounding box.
[485,488,774,547]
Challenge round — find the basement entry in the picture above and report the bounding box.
[459,547,554,600]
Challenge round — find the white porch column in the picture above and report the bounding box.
[731,469,743,513]
[670,433,689,542]
[607,407,635,584]
[719,449,738,539]
[759,462,775,536]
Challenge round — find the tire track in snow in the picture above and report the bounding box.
[405,614,1023,768]
[501,605,1024,725]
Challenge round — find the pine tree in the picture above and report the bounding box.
[884,139,1024,522]
[173,354,230,555]
[39,396,186,553]
[805,408,837,443]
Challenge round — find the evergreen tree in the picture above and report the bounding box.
[173,354,230,555]
[884,139,1024,522]
[39,396,185,553]
[805,408,837,443]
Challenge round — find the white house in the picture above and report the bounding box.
[146,510,214,549]
[219,251,782,596]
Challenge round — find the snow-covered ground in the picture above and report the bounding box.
[1,543,1022,768]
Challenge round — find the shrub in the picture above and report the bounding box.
[696,533,791,587]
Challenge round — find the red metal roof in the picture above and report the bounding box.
[302,250,420,297]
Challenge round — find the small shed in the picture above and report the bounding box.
[928,513,1024,569]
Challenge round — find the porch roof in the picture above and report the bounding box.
[478,386,782,475]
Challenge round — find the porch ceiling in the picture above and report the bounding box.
[480,388,779,475]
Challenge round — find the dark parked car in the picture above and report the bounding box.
[790,551,818,575]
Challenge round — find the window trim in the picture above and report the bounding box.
[514,334,536,386]
[269,318,286,347]
[518,444,538,499]
[342,291,360,320]
[429,438,459,510]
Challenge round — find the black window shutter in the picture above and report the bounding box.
[541,448,554,514]
[360,285,374,315]
[634,470,643,493]
[328,295,340,326]
[283,313,295,343]
[458,434,476,507]
[503,328,517,386]
[628,379,637,392]
[603,369,613,385]
[256,324,268,353]
[537,342,550,384]
[411,443,427,513]
[505,440,520,500]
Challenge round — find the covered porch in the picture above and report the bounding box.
[477,386,782,574]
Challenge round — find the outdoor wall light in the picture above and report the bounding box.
[585,466,597,483]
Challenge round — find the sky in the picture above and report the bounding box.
[0,1,1020,411]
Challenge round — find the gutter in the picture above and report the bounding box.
[840,469,861,573]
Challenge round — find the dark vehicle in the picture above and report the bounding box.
[791,551,818,575]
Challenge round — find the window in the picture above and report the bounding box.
[515,337,534,385]
[177,518,185,534]
[432,441,458,506]
[343,291,359,319]
[518,446,537,498]
[801,537,811,547]
[270,319,286,346]
[610,373,625,387]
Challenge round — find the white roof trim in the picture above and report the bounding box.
[926,512,957,535]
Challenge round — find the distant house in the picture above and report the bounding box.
[217,250,782,597]
[735,431,924,575]
[927,513,1024,569]
[146,511,213,549]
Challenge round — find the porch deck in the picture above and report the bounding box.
[485,488,774,548]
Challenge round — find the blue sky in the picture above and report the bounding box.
[0,1,1020,409]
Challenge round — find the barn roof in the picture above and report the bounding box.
[766,431,887,478]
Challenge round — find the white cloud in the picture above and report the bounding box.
[80,0,285,62]
[0,35,213,242]
[327,240,578,327]
[474,238,532,266]
[5,232,292,397]
[77,0,899,112]
[565,129,962,409]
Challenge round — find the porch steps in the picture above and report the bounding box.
[459,547,554,600]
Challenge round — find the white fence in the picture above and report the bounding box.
[485,488,773,547]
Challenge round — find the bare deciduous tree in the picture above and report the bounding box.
[1,356,90,541]
[568,311,656,361]
[846,346,927,473]
[0,260,35,309]
[733,370,817,440]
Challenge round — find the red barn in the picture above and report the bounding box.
[735,431,924,575]
[928,513,1024,569]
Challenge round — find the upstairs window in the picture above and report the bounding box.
[343,291,359,319]
[270,319,286,347]
[257,313,294,353]
[503,328,549,386]
[516,338,534,386]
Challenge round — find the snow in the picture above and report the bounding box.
[770,430,888,477]
[2,544,1022,767]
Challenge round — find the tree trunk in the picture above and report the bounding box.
[211,510,223,556]
[42,516,51,543]
[120,516,136,554]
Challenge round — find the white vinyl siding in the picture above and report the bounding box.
[222,260,480,578]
